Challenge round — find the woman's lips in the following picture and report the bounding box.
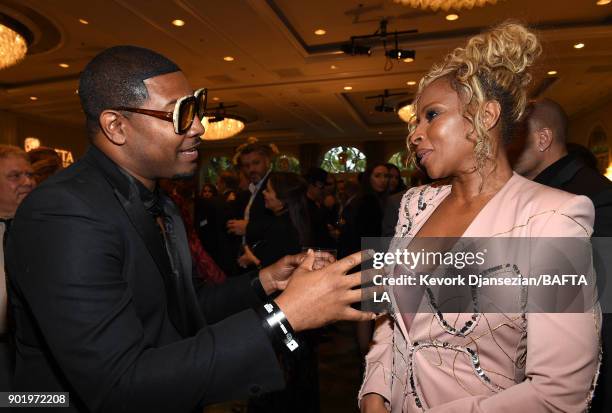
[417,149,433,165]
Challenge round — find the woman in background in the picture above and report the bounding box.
[385,163,407,196]
[338,163,389,259]
[199,182,217,200]
[238,171,311,268]
[240,172,320,413]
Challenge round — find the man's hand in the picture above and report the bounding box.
[360,394,389,413]
[238,245,260,269]
[274,250,376,331]
[258,251,334,295]
[227,219,247,235]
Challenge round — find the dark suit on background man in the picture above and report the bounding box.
[381,190,406,238]
[534,153,612,237]
[195,192,244,276]
[244,174,275,247]
[6,147,283,412]
[511,99,612,412]
[532,153,612,413]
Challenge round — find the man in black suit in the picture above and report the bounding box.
[5,46,373,413]
[227,142,275,247]
[512,98,612,412]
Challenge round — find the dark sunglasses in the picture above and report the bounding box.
[114,88,207,134]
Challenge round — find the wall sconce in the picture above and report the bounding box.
[24,137,41,152]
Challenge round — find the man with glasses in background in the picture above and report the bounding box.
[0,145,35,391]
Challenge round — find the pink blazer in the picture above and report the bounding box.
[358,173,601,412]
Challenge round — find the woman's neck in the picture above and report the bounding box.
[449,149,513,202]
[273,207,288,216]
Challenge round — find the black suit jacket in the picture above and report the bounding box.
[245,176,276,246]
[6,146,283,412]
[534,153,612,237]
[534,153,612,413]
[195,195,242,276]
[338,193,383,259]
[381,191,406,238]
[250,213,301,267]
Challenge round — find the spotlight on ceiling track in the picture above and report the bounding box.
[338,19,417,70]
[386,49,415,60]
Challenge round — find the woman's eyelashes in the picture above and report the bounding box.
[425,108,439,122]
[414,107,440,125]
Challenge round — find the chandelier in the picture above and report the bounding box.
[393,0,498,11]
[397,102,415,123]
[202,115,245,140]
[0,14,30,70]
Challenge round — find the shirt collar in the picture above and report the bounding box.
[249,168,272,194]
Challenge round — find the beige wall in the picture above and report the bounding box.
[0,110,87,158]
[568,98,612,147]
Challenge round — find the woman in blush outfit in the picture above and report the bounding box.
[359,22,601,413]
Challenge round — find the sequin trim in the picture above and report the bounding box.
[408,341,506,409]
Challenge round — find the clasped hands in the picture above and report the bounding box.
[258,249,376,332]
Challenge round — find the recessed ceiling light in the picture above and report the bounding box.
[314,29,326,36]
[573,42,585,49]
[343,86,353,91]
[403,57,414,63]
[330,65,337,69]
[29,96,38,101]
[59,63,69,68]
[547,70,558,75]
[213,97,220,101]
[407,81,417,86]
[377,131,383,135]
[78,18,89,25]
[172,19,185,27]
[596,0,610,5]
[223,56,235,62]
[446,14,459,21]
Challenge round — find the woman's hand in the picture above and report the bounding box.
[360,394,389,413]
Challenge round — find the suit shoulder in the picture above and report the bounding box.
[510,173,589,209]
[509,174,594,235]
[17,158,111,217]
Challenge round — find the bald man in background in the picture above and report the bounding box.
[512,98,612,412]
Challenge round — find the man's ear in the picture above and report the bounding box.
[99,110,128,146]
[482,100,501,131]
[536,127,553,152]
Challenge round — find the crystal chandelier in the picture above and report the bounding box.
[0,14,29,70]
[393,0,498,11]
[201,115,245,141]
[397,103,415,123]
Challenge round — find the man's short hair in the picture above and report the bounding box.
[236,142,273,165]
[0,144,29,162]
[78,45,181,139]
[528,99,569,143]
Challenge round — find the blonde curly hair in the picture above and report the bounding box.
[408,21,542,173]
